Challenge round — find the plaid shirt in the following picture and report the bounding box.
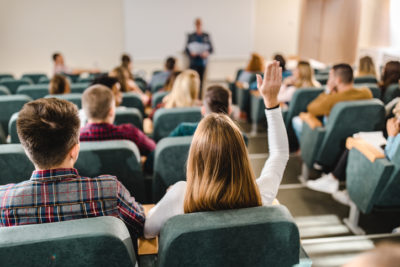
[80,123,156,156]
[0,168,145,237]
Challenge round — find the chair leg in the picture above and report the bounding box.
[343,201,366,235]
[298,163,309,184]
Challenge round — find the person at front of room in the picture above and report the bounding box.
[185,18,213,97]
[0,98,145,240]
[144,61,289,238]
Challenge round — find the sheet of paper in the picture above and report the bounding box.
[353,131,386,153]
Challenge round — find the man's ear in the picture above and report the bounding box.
[69,143,80,163]
[201,105,206,116]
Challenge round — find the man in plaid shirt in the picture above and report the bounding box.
[0,98,145,240]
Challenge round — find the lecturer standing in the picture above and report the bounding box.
[185,18,213,98]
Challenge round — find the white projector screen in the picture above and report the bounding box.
[123,0,254,60]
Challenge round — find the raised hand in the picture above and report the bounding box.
[256,60,282,108]
[387,117,400,137]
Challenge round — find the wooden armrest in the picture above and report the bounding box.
[346,137,385,162]
[138,204,159,255]
[250,90,261,97]
[236,81,249,89]
[299,112,322,129]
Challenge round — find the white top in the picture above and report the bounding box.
[144,107,289,238]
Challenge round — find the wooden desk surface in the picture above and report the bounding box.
[346,137,385,162]
[138,204,158,255]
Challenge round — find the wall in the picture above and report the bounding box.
[0,0,124,77]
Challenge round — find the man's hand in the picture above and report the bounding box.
[201,51,209,59]
[326,69,336,94]
[387,117,400,137]
[256,60,282,108]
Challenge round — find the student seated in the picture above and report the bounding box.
[0,98,144,238]
[307,101,400,205]
[292,63,373,140]
[356,56,377,78]
[237,53,264,84]
[49,74,70,95]
[120,53,134,79]
[379,61,400,98]
[274,54,292,80]
[149,57,177,90]
[144,61,289,238]
[278,60,320,104]
[80,85,156,158]
[52,52,98,75]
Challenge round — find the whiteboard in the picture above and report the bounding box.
[123,0,254,60]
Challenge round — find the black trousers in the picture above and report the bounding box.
[332,149,349,182]
[190,64,205,99]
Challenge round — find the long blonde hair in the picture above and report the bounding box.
[358,56,376,77]
[294,61,319,88]
[164,70,200,108]
[184,113,262,213]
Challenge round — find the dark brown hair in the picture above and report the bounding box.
[380,61,400,95]
[333,63,354,84]
[17,98,80,169]
[204,85,231,114]
[49,74,70,95]
[82,85,114,121]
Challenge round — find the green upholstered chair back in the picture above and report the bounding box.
[0,216,136,267]
[153,136,192,202]
[45,93,83,109]
[153,107,202,142]
[134,77,147,92]
[315,99,385,169]
[21,73,48,84]
[8,112,19,143]
[158,205,301,267]
[63,73,80,83]
[114,107,143,130]
[152,91,169,108]
[38,76,50,84]
[0,86,10,95]
[70,82,90,94]
[0,95,31,136]
[0,144,34,185]
[77,77,94,83]
[315,74,329,85]
[17,84,49,99]
[355,83,381,99]
[383,83,400,105]
[0,74,14,80]
[0,79,31,94]
[354,75,378,84]
[76,140,147,203]
[122,92,145,116]
[151,84,165,94]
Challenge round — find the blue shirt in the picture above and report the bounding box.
[385,134,400,160]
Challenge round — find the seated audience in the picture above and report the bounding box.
[120,53,134,79]
[161,71,181,92]
[356,56,377,78]
[144,61,289,238]
[237,53,264,84]
[149,57,177,91]
[307,101,400,204]
[0,98,145,239]
[274,54,292,79]
[80,85,156,157]
[169,85,232,137]
[278,60,320,104]
[379,61,400,98]
[52,52,98,75]
[292,64,373,140]
[48,74,70,95]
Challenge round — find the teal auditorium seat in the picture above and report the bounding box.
[17,84,49,99]
[354,75,378,84]
[355,83,381,99]
[21,73,47,84]
[383,83,400,104]
[343,146,400,234]
[151,84,164,94]
[76,140,147,203]
[0,79,31,94]
[153,136,192,202]
[8,112,19,143]
[300,99,385,176]
[0,74,13,80]
[0,144,34,184]
[63,73,80,83]
[77,76,94,83]
[38,76,50,84]
[157,206,311,267]
[283,88,324,151]
[122,92,145,116]
[236,73,259,116]
[0,86,10,95]
[0,95,31,136]
[0,216,136,267]
[134,77,147,92]
[45,93,83,109]
[70,82,90,94]
[114,108,143,130]
[315,74,329,85]
[228,69,243,105]
[152,91,169,108]
[153,107,202,142]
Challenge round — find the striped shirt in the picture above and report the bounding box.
[0,168,145,237]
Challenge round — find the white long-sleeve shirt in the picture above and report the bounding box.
[144,107,289,238]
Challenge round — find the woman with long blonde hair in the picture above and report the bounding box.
[163,69,200,108]
[357,56,377,78]
[278,60,320,103]
[144,61,289,238]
